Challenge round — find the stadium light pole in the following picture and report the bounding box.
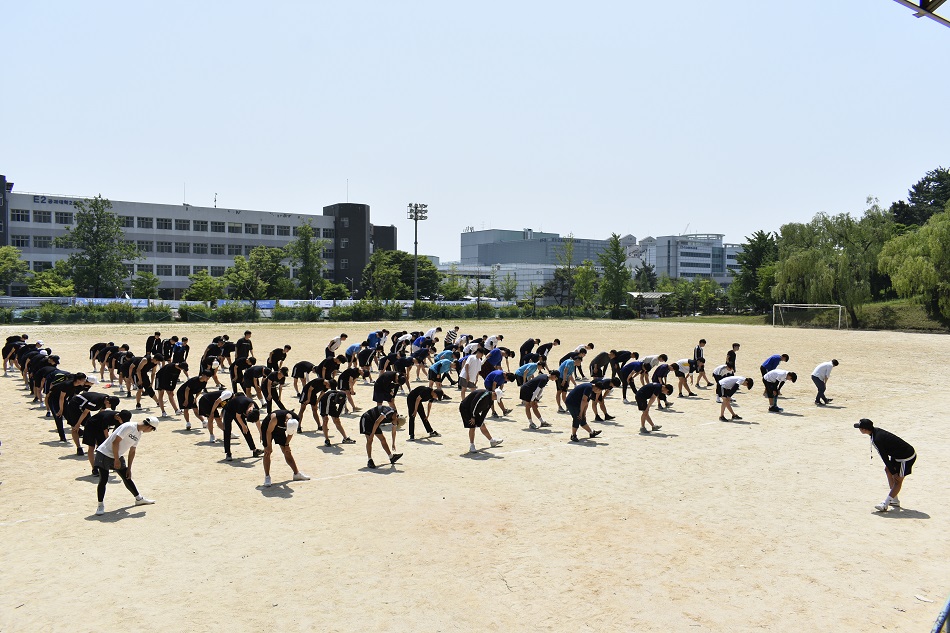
[407,203,428,301]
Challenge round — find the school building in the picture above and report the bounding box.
[0,174,396,298]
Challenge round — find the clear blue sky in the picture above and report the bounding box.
[6,1,948,262]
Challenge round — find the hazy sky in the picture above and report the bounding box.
[6,1,948,262]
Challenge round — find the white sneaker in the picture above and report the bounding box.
[623,398,629,403]
[264,476,272,487]
[490,438,504,448]
[874,502,889,512]
[201,421,207,429]
[134,497,155,506]
[175,409,183,415]
[889,498,900,508]
[95,504,105,516]
[185,422,192,430]
[716,397,722,403]
[209,434,217,443]
[293,472,311,481]
[469,443,478,453]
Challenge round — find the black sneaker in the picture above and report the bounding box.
[341,437,356,444]
[76,447,84,456]
[367,459,377,469]
[429,431,441,438]
[91,467,99,476]
[589,429,602,439]
[594,415,603,421]
[225,453,233,462]
[719,416,728,421]
[732,415,742,420]
[390,453,403,465]
[324,439,331,447]
[407,436,416,441]
[570,435,580,442]
[252,449,264,457]
[604,414,615,421]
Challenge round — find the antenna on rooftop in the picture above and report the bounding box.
[214,193,217,208]
[682,223,690,235]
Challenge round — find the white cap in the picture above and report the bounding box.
[142,416,160,429]
[36,340,44,346]
[212,360,220,369]
[494,388,505,400]
[38,350,49,357]
[86,376,99,384]
[286,418,299,436]
[220,390,233,400]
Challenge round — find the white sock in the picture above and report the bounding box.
[135,495,143,501]
[538,418,545,424]
[883,496,892,505]
[97,502,104,508]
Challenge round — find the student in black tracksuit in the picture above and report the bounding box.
[222,393,264,461]
[855,419,917,513]
[405,386,442,441]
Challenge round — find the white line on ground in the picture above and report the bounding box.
[0,511,73,527]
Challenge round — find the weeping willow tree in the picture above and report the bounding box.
[772,200,896,327]
[878,208,950,319]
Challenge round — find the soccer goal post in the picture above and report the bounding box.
[772,304,847,329]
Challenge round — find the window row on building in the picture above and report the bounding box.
[10,209,339,239]
[12,235,339,258]
[31,261,342,279]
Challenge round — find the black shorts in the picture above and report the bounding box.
[262,428,288,447]
[291,366,310,379]
[300,390,322,406]
[460,404,485,428]
[887,454,916,477]
[557,379,569,393]
[242,375,257,389]
[721,385,740,399]
[359,412,384,435]
[319,398,345,418]
[83,424,107,447]
[519,384,542,402]
[635,396,651,411]
[156,377,177,391]
[427,369,441,382]
[674,369,686,379]
[763,380,780,398]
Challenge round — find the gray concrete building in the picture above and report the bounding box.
[1,175,395,298]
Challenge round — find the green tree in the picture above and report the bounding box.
[499,273,518,301]
[632,264,658,292]
[131,271,160,299]
[28,260,74,296]
[56,195,139,297]
[487,267,499,299]
[574,260,598,310]
[362,250,404,300]
[184,269,226,303]
[879,208,950,319]
[553,234,577,317]
[889,166,950,227]
[439,264,470,301]
[284,220,328,298]
[0,246,30,293]
[729,230,778,311]
[598,233,632,316]
[224,246,290,309]
[361,250,439,299]
[323,282,350,300]
[772,201,896,326]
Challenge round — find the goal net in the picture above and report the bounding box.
[772,304,848,329]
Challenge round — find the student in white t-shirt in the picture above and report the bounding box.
[94,417,158,516]
[811,359,839,406]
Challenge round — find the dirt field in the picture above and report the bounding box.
[0,320,946,632]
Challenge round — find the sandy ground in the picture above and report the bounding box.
[0,319,947,632]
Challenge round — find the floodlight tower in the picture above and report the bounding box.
[407,203,428,301]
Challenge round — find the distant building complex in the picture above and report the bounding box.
[440,227,742,301]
